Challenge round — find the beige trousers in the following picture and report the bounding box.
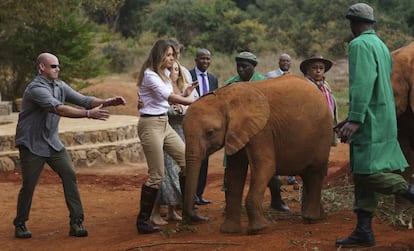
[138,116,185,188]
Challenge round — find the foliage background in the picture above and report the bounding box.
[0,0,413,116]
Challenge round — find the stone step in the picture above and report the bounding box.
[0,114,146,171]
[0,138,145,171]
[0,115,139,152]
[0,102,12,116]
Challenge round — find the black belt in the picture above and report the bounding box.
[140,113,167,117]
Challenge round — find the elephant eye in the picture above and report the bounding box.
[205,129,214,138]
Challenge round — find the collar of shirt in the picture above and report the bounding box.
[195,67,207,76]
[36,74,56,86]
[164,68,171,79]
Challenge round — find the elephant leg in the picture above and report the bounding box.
[395,113,414,214]
[244,149,275,234]
[301,165,326,223]
[397,112,414,184]
[220,149,248,233]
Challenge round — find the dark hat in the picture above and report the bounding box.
[300,55,333,74]
[345,3,376,23]
[235,51,258,66]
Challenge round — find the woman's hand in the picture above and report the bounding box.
[183,81,198,97]
[172,104,184,114]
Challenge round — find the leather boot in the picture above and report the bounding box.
[136,185,160,234]
[179,175,209,222]
[69,217,88,237]
[335,210,376,247]
[268,176,290,212]
[401,184,414,203]
[15,222,32,239]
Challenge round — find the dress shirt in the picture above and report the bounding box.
[138,68,173,115]
[194,67,210,96]
[265,68,288,78]
[15,75,94,157]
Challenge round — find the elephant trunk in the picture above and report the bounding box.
[182,154,209,222]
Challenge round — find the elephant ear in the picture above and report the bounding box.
[222,83,270,155]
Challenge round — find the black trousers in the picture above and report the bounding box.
[197,158,209,199]
[14,146,84,225]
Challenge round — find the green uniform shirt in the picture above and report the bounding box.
[222,72,266,166]
[348,29,408,174]
[224,72,266,85]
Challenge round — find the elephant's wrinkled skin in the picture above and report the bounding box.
[182,75,333,234]
[391,42,414,191]
[391,42,414,225]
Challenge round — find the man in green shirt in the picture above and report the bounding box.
[336,3,414,248]
[223,51,290,212]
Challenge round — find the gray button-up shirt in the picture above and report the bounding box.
[15,75,94,157]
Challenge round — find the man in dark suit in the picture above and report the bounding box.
[189,48,219,205]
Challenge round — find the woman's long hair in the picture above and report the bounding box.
[174,61,190,93]
[137,39,176,87]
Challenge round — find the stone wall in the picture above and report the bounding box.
[0,102,12,116]
[0,115,145,171]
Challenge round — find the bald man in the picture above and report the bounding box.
[265,53,292,78]
[13,52,126,239]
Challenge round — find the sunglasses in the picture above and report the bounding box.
[49,64,60,69]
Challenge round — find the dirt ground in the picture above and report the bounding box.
[1,143,414,251]
[2,79,414,250]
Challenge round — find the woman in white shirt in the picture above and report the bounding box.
[136,39,207,234]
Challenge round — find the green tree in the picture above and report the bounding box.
[142,0,216,46]
[0,1,105,101]
[117,0,152,37]
[207,9,267,53]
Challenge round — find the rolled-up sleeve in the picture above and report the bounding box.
[62,82,94,109]
[28,85,62,113]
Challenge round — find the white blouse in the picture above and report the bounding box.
[138,68,173,115]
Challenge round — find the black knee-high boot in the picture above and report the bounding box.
[335,210,375,247]
[136,185,160,234]
[268,176,290,212]
[179,175,209,222]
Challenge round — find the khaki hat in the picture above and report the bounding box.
[346,3,376,23]
[300,55,333,74]
[235,51,258,66]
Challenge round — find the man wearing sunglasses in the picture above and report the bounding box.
[13,52,126,239]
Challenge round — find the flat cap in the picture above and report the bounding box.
[346,3,376,23]
[235,51,258,66]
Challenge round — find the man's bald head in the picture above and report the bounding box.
[37,53,57,66]
[279,53,291,61]
[278,53,291,72]
[36,52,60,81]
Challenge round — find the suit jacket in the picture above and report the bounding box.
[190,68,219,97]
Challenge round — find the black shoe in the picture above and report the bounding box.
[287,179,298,186]
[271,201,290,212]
[196,198,212,205]
[401,184,414,203]
[137,220,160,234]
[15,223,32,239]
[69,220,88,237]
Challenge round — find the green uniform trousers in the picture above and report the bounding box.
[353,172,408,213]
[13,146,84,225]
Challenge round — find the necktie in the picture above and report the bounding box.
[200,73,208,95]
